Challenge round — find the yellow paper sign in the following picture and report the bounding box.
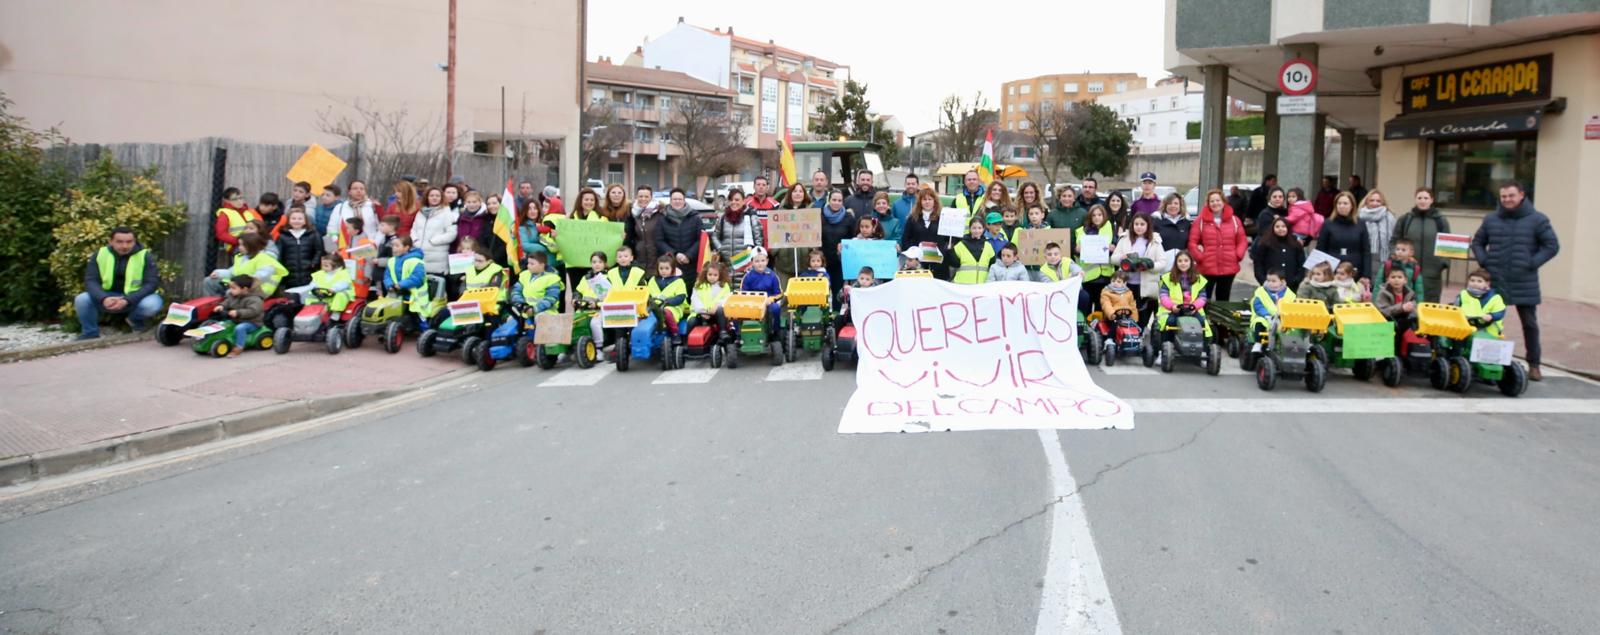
[286,144,348,192]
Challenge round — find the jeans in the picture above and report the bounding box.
[1516,305,1540,368]
[1206,274,1236,302]
[75,292,165,337]
[234,322,259,349]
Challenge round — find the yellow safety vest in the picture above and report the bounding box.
[954,188,985,225]
[464,262,507,303]
[648,276,689,321]
[311,268,354,313]
[216,207,262,254]
[1250,285,1296,332]
[1075,224,1115,282]
[952,241,995,284]
[1458,289,1506,338]
[232,251,288,296]
[96,247,148,295]
[387,256,430,313]
[1038,262,1070,282]
[606,266,647,290]
[693,283,732,313]
[517,270,564,314]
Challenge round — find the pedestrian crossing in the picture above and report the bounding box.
[534,360,835,387]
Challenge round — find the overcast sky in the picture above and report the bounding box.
[586,0,1171,134]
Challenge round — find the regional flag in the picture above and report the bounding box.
[977,129,995,185]
[496,179,523,272]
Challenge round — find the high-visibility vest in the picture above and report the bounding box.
[387,256,429,312]
[95,247,148,295]
[1156,272,1209,318]
[216,206,262,253]
[232,252,288,296]
[952,241,995,284]
[464,262,507,303]
[1458,289,1506,338]
[954,188,985,225]
[517,270,564,314]
[648,276,689,321]
[1039,262,1070,282]
[1250,285,1296,332]
[1075,224,1115,282]
[311,268,354,313]
[692,283,732,314]
[606,265,647,290]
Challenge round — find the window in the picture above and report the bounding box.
[1013,146,1036,159]
[659,96,672,111]
[1149,99,1157,111]
[1043,82,1054,94]
[738,77,755,95]
[1040,100,1052,113]
[1116,81,1128,92]
[1087,81,1104,93]
[638,95,655,109]
[590,88,605,103]
[1020,84,1031,95]
[1169,121,1179,137]
[1019,120,1031,130]
[1062,82,1079,93]
[1170,97,1180,109]
[1007,104,1014,113]
[1008,85,1016,95]
[1020,102,1030,113]
[1431,136,1537,209]
[635,127,654,142]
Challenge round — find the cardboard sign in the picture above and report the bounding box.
[937,208,968,238]
[1304,248,1342,271]
[285,144,348,192]
[918,241,944,264]
[163,303,195,325]
[1435,233,1471,260]
[447,252,474,275]
[1470,337,1515,366]
[552,218,625,266]
[533,312,575,345]
[1079,234,1111,265]
[841,239,900,281]
[183,322,225,339]
[1014,229,1073,266]
[447,300,483,326]
[768,209,821,248]
[600,302,639,328]
[345,240,377,261]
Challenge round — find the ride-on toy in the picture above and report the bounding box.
[418,287,502,362]
[468,302,543,372]
[784,278,832,363]
[1078,310,1101,365]
[675,310,737,369]
[355,275,446,354]
[1246,299,1333,392]
[1418,302,1527,397]
[157,295,297,346]
[725,291,789,366]
[599,287,650,372]
[1156,305,1222,375]
[1207,300,1254,359]
[1325,303,1402,387]
[185,320,275,357]
[271,287,367,355]
[1091,309,1148,367]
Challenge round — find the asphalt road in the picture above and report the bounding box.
[3,356,1599,634]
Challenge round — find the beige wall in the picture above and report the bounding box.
[1376,33,1597,304]
[0,0,582,191]
[1000,73,1148,130]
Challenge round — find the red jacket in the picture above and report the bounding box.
[1187,204,1248,277]
[386,201,419,237]
[212,202,262,249]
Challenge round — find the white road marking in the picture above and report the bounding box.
[1124,398,1600,414]
[765,363,824,382]
[1035,429,1122,635]
[1098,364,1249,376]
[652,367,719,384]
[537,365,614,387]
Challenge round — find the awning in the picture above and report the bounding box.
[1383,101,1563,141]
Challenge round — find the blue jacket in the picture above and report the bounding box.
[741,268,782,297]
[390,248,426,291]
[890,191,916,231]
[313,200,339,235]
[1253,286,1288,319]
[511,271,563,313]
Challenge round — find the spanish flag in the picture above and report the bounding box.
[496,179,523,272]
[697,229,714,270]
[977,129,995,185]
[777,130,798,188]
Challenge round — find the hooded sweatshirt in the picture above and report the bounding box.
[987,259,1031,282]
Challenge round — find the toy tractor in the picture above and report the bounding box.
[785,277,832,363]
[1418,302,1527,397]
[1247,299,1333,392]
[1157,305,1222,375]
[186,320,275,358]
[725,291,789,366]
[158,295,297,347]
[1326,303,1403,387]
[271,286,367,355]
[599,287,650,372]
[355,275,447,354]
[1092,309,1148,367]
[418,287,503,363]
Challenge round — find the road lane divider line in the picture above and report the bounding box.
[1035,429,1123,635]
[765,364,823,382]
[1124,398,1600,414]
[652,367,719,384]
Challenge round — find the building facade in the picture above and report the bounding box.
[585,60,735,191]
[1164,0,1598,302]
[999,73,1148,131]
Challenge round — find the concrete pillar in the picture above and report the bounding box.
[1350,135,1369,187]
[1277,44,1320,195]
[1362,136,1378,188]
[1262,91,1280,177]
[1198,64,1230,192]
[1337,127,1356,191]
[1313,114,1327,192]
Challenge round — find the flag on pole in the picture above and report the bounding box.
[697,229,714,270]
[777,130,798,188]
[496,179,523,272]
[977,129,995,185]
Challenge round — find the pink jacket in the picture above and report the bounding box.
[1286,200,1323,238]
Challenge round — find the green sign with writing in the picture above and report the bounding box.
[552,219,625,267]
[1339,322,1395,360]
[1402,55,1552,114]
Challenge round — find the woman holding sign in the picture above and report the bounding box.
[820,189,856,296]
[1186,189,1248,302]
[1075,204,1116,309]
[711,189,764,287]
[1394,187,1452,303]
[899,188,951,281]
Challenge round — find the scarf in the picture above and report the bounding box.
[1466,286,1489,299]
[665,203,693,223]
[823,205,850,225]
[1107,281,1129,294]
[1308,278,1334,288]
[1358,205,1393,261]
[723,205,746,225]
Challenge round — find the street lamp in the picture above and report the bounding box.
[866,108,879,141]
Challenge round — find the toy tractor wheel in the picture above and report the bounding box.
[1141,341,1156,368]
[1448,356,1473,393]
[785,327,797,363]
[1380,357,1402,387]
[272,327,292,355]
[210,340,231,358]
[1103,339,1117,367]
[1429,357,1450,391]
[1353,359,1375,381]
[724,342,739,369]
[575,336,597,369]
[673,345,685,370]
[710,341,724,369]
[1085,330,1102,366]
[1305,357,1328,393]
[457,336,480,365]
[1205,342,1222,376]
[821,344,836,371]
[660,336,674,371]
[514,337,536,367]
[1500,361,1528,397]
[345,325,364,349]
[473,341,496,372]
[615,335,631,372]
[1256,356,1278,391]
[325,326,344,355]
[256,331,275,351]
[156,324,183,347]
[382,321,403,354]
[1311,343,1330,368]
[1240,345,1258,372]
[1226,336,1242,359]
[1159,341,1176,373]
[417,330,438,357]
[537,345,558,370]
[769,341,784,366]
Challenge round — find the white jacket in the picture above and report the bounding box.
[331,198,381,246]
[1111,233,1169,298]
[410,205,459,274]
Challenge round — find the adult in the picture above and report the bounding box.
[1131,172,1163,215]
[1394,187,1452,303]
[1104,191,1132,235]
[843,169,877,220]
[1313,176,1339,218]
[1047,184,1084,237]
[1246,174,1277,221]
[516,181,537,215]
[1316,192,1370,279]
[601,184,631,221]
[274,207,325,290]
[747,176,778,213]
[953,170,985,224]
[899,188,951,280]
[1470,181,1560,381]
[1347,175,1368,204]
[861,191,902,244]
[386,180,421,237]
[1251,217,1305,289]
[1357,190,1395,271]
[314,184,342,237]
[571,188,605,221]
[213,187,261,260]
[1186,189,1248,302]
[982,180,1012,217]
[1226,186,1247,218]
[890,174,921,241]
[1253,186,1288,241]
[1152,193,1191,254]
[332,180,381,246]
[809,169,832,208]
[442,183,465,214]
[518,200,553,269]
[626,185,663,265]
[1076,177,1103,210]
[655,188,704,286]
[74,227,162,340]
[1015,181,1047,220]
[773,185,815,279]
[819,189,857,294]
[711,189,763,287]
[410,187,459,276]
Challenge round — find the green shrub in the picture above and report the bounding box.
[0,92,70,322]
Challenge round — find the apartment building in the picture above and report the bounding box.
[999,73,1148,131]
[585,60,735,190]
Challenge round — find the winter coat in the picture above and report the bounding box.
[1246,181,1272,221]
[1375,284,1417,320]
[1152,213,1191,256]
[1047,204,1087,234]
[1313,187,1339,218]
[1110,233,1169,298]
[1316,215,1371,278]
[711,210,764,285]
[220,290,264,326]
[1297,279,1340,309]
[899,211,952,279]
[455,206,493,254]
[627,203,663,266]
[843,188,876,219]
[987,260,1031,282]
[409,205,459,275]
[385,200,419,238]
[654,204,704,266]
[1254,205,1288,241]
[331,198,381,247]
[1100,286,1139,322]
[275,227,325,290]
[1286,201,1323,240]
[1394,207,1452,279]
[1358,205,1396,265]
[1251,236,1305,288]
[1186,205,1247,277]
[1470,200,1560,305]
[820,207,857,264]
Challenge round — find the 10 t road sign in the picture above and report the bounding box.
[1278,59,1317,96]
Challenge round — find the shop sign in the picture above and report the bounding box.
[1403,55,1552,114]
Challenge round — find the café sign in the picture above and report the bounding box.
[1403,55,1552,114]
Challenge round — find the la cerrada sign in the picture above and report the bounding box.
[1403,55,1552,114]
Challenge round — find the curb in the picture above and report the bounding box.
[0,368,473,488]
[0,331,153,365]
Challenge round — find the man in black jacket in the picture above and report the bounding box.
[74,227,163,340]
[842,169,876,218]
[1470,181,1560,381]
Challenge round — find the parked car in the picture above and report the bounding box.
[715,181,756,208]
[1184,184,1259,220]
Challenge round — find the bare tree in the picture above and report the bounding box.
[1022,105,1073,188]
[663,97,748,195]
[936,92,994,163]
[316,99,463,187]
[579,101,633,180]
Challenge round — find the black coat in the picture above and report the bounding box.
[1255,205,1288,240]
[843,189,876,219]
[275,228,325,289]
[899,212,953,279]
[1152,214,1191,257]
[821,208,857,256]
[1470,200,1560,305]
[654,207,704,264]
[1316,215,1370,278]
[1251,237,1305,288]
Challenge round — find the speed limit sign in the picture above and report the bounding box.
[1278,58,1317,95]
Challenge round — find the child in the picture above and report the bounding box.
[1156,250,1211,341]
[856,216,884,240]
[206,232,288,297]
[386,235,430,316]
[1036,242,1092,316]
[510,251,563,315]
[900,245,924,272]
[1455,269,1506,338]
[1100,271,1140,324]
[1250,268,1296,349]
[799,249,829,279]
[309,255,355,316]
[836,266,877,331]
[1332,261,1367,304]
[462,243,507,303]
[576,251,613,343]
[275,207,324,290]
[256,193,284,237]
[689,261,733,343]
[1000,205,1021,241]
[1375,268,1418,352]
[1024,204,1051,230]
[1385,238,1425,300]
[605,245,647,290]
[987,243,1030,282]
[740,248,784,337]
[1297,262,1339,309]
[955,216,996,284]
[647,255,689,341]
[369,215,398,296]
[983,211,1009,255]
[220,275,264,358]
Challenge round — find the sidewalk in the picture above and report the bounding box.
[1439,283,1598,378]
[0,341,465,461]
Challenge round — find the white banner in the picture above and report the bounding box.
[839,278,1134,434]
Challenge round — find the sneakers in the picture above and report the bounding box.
[1250,342,1263,354]
[74,332,101,341]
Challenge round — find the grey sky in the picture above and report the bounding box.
[586,0,1170,134]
